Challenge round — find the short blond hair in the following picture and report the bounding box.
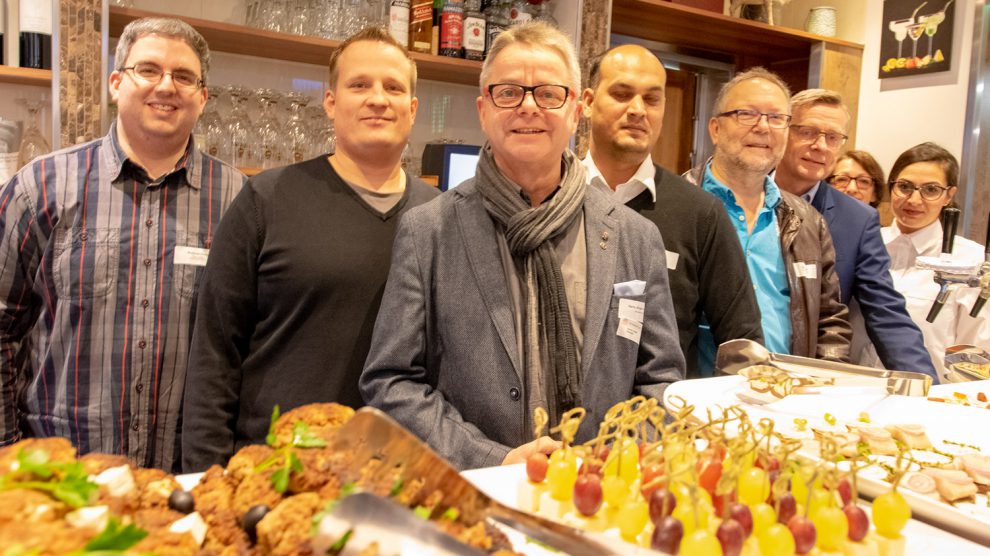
[328,27,418,95]
[480,22,580,93]
[713,67,791,113]
[790,88,850,121]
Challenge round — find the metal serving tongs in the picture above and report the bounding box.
[715,339,932,397]
[325,407,642,556]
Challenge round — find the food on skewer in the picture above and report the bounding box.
[884,424,933,451]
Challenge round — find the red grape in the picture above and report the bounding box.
[649,488,677,524]
[776,492,797,525]
[843,504,869,542]
[755,454,780,472]
[729,502,754,538]
[579,460,603,476]
[651,516,684,554]
[526,453,549,483]
[573,473,603,516]
[716,518,746,556]
[699,459,723,497]
[640,463,666,501]
[837,477,853,507]
[787,515,817,555]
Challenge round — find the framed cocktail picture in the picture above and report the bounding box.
[879,0,954,78]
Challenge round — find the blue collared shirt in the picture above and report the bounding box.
[702,163,792,355]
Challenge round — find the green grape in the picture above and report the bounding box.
[812,505,848,551]
[751,503,777,535]
[603,438,640,486]
[790,468,811,507]
[807,487,834,517]
[672,497,711,534]
[737,467,770,507]
[602,474,628,507]
[549,448,576,466]
[617,497,650,542]
[680,529,723,556]
[758,523,797,556]
[547,458,577,501]
[873,491,911,539]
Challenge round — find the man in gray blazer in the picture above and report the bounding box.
[360,22,685,470]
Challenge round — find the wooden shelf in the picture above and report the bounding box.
[0,66,53,87]
[611,0,863,65]
[109,7,483,87]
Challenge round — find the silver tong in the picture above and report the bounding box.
[715,339,932,397]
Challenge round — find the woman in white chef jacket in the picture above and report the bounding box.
[881,142,990,381]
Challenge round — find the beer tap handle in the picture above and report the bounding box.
[940,207,960,258]
[928,281,951,322]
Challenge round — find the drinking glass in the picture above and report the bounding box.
[255,89,285,169]
[226,86,254,168]
[907,22,926,59]
[888,18,912,59]
[259,0,289,32]
[284,93,312,164]
[303,104,331,158]
[16,99,51,169]
[196,93,225,160]
[316,0,344,39]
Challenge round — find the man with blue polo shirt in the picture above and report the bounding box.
[684,68,851,361]
[773,89,936,379]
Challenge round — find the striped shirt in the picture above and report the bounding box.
[0,123,245,471]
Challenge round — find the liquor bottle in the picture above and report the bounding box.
[484,0,507,56]
[431,0,442,55]
[507,0,532,27]
[439,0,464,58]
[389,1,410,46]
[1,0,6,64]
[409,0,433,53]
[462,0,486,61]
[532,0,557,27]
[19,0,53,69]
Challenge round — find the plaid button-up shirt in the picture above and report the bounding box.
[0,123,245,471]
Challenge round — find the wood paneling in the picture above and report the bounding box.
[653,68,696,174]
[0,66,52,87]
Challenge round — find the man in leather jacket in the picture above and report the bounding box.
[683,67,851,361]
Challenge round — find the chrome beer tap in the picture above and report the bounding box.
[918,208,987,322]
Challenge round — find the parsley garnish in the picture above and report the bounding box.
[64,518,150,555]
[255,406,326,493]
[0,449,99,508]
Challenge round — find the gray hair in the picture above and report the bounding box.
[480,21,580,94]
[713,67,791,114]
[114,18,211,85]
[790,88,850,120]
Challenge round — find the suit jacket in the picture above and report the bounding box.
[810,183,937,377]
[360,179,685,470]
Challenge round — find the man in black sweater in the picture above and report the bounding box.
[181,28,438,471]
[580,45,763,376]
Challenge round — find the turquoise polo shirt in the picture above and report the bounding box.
[702,163,792,356]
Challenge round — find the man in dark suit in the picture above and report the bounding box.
[581,45,763,377]
[774,89,936,378]
[360,23,684,470]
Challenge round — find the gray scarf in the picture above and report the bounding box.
[474,144,587,417]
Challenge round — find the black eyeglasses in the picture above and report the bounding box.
[889,180,952,201]
[790,125,848,149]
[716,109,792,129]
[487,83,571,109]
[120,62,204,90]
[829,175,874,189]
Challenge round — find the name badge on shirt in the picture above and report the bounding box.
[793,261,818,279]
[617,298,645,344]
[175,246,210,267]
[666,250,679,271]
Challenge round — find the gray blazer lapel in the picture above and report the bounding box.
[581,191,618,373]
[453,185,523,379]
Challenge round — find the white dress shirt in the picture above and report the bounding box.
[882,220,990,380]
[582,154,656,206]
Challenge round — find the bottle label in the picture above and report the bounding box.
[508,8,532,25]
[411,2,432,23]
[390,2,410,45]
[20,0,53,34]
[440,12,464,50]
[463,16,486,53]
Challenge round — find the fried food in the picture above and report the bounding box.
[0,489,69,525]
[271,403,354,449]
[256,492,322,556]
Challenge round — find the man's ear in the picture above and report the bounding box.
[323,89,336,120]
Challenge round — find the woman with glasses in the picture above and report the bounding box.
[880,142,989,380]
[829,150,894,226]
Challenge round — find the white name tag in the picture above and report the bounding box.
[793,261,818,279]
[665,250,679,271]
[617,318,643,344]
[618,298,645,323]
[175,246,210,267]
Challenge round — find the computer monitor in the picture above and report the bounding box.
[421,143,481,191]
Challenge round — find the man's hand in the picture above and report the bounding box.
[501,435,561,466]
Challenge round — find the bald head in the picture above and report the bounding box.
[583,45,667,173]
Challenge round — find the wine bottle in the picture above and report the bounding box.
[19,0,53,70]
[389,1,410,47]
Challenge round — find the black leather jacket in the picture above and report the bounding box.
[684,163,851,361]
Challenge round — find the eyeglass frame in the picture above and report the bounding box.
[486,83,572,110]
[828,174,875,189]
[715,109,792,129]
[119,62,205,90]
[789,124,849,149]
[889,179,953,201]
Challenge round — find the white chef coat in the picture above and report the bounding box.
[882,220,990,381]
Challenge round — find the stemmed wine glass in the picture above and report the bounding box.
[16,98,51,169]
[255,88,284,169]
[888,18,912,59]
[920,0,954,59]
[284,93,312,164]
[195,93,224,160]
[226,86,254,168]
[907,22,926,59]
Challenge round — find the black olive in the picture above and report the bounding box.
[168,489,195,514]
[242,504,270,543]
